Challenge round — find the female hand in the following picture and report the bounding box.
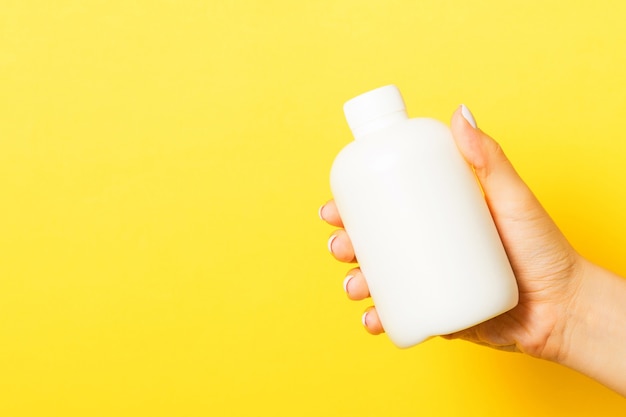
[321,106,586,360]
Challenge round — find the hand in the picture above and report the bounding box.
[321,106,586,360]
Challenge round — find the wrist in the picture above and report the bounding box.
[533,254,587,362]
[548,258,626,395]
[543,256,592,364]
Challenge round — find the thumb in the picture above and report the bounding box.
[450,105,535,216]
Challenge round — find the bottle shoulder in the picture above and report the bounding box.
[330,117,457,188]
[332,118,451,162]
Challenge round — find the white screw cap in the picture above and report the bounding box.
[343,85,407,137]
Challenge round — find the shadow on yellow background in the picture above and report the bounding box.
[1,1,624,415]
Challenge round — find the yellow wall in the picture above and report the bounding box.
[1,0,625,415]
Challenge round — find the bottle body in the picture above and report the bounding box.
[331,89,518,348]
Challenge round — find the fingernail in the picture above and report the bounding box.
[361,311,368,327]
[460,104,477,129]
[318,204,325,220]
[327,234,337,253]
[343,275,354,293]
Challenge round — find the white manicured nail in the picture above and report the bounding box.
[343,275,354,293]
[361,311,368,327]
[460,104,477,129]
[318,204,325,220]
[327,234,337,253]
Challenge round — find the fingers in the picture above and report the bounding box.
[450,106,537,215]
[321,199,380,334]
[321,199,355,263]
[362,306,384,335]
[451,106,526,195]
[343,268,370,300]
[327,229,356,263]
[342,268,383,334]
[319,200,343,227]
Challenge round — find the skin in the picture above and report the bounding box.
[321,107,626,396]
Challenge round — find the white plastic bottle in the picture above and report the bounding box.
[330,85,519,348]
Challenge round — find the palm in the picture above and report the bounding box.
[459,199,582,358]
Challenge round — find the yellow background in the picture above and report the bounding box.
[1,0,625,415]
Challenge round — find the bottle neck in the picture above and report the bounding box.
[351,110,408,140]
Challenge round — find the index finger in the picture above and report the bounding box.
[319,199,344,227]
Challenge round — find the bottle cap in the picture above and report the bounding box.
[343,85,407,137]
